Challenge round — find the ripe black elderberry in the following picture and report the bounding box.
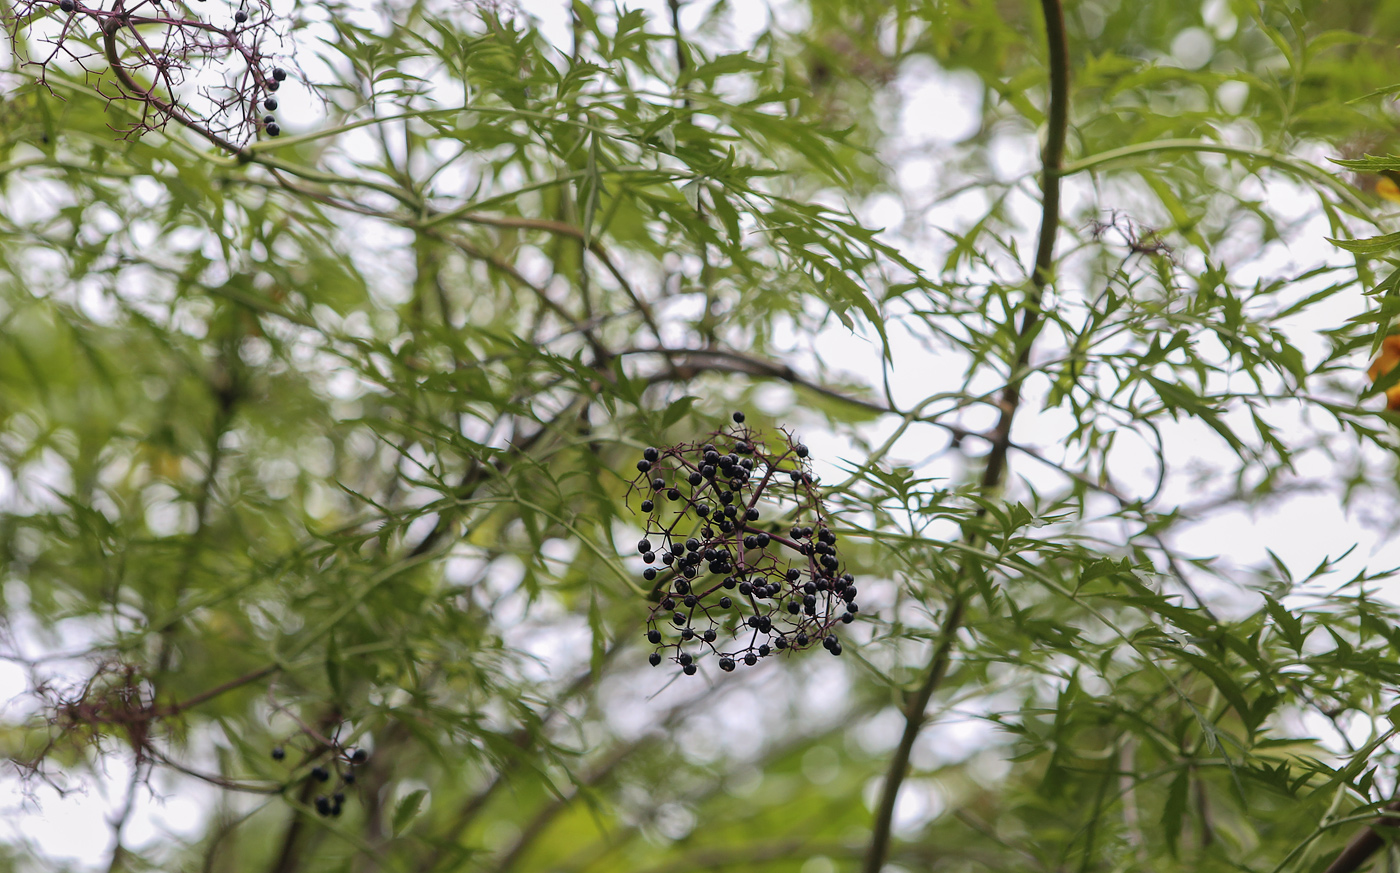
[633,420,856,673]
[264,98,278,110]
[58,0,74,10]
[350,749,368,764]
[234,8,247,21]
[649,653,662,666]
[272,67,287,81]
[312,766,330,782]
[266,123,281,136]
[271,746,285,760]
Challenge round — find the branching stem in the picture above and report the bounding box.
[862,0,1069,870]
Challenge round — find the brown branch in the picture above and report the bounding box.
[619,345,978,444]
[861,593,966,873]
[1324,801,1400,873]
[158,663,280,715]
[100,17,247,156]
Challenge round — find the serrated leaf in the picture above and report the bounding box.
[393,789,428,837]
[1328,231,1400,256]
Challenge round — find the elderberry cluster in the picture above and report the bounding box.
[270,744,367,817]
[630,412,860,674]
[259,67,287,137]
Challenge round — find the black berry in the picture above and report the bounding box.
[272,67,287,81]
[795,444,809,458]
[271,746,285,760]
[264,98,278,110]
[719,596,732,608]
[266,122,281,136]
[643,568,657,581]
[640,499,654,512]
[719,657,735,672]
[637,459,651,472]
[312,766,330,782]
[683,663,697,675]
[647,629,661,644]
[649,653,662,666]
[744,653,757,666]
[643,447,659,461]
[733,411,745,423]
[58,0,74,10]
[234,9,247,21]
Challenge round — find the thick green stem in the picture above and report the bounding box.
[862,0,1069,870]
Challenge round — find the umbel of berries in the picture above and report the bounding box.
[628,412,857,675]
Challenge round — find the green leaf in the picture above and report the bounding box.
[1263,596,1307,652]
[1163,767,1189,857]
[392,789,428,837]
[1327,231,1400,256]
[660,395,698,429]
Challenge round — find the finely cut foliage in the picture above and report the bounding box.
[6,1,1400,872]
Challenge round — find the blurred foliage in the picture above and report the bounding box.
[5,0,1400,872]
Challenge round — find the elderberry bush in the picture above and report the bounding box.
[629,413,859,674]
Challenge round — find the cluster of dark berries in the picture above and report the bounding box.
[270,745,367,817]
[631,412,858,675]
[259,67,286,136]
